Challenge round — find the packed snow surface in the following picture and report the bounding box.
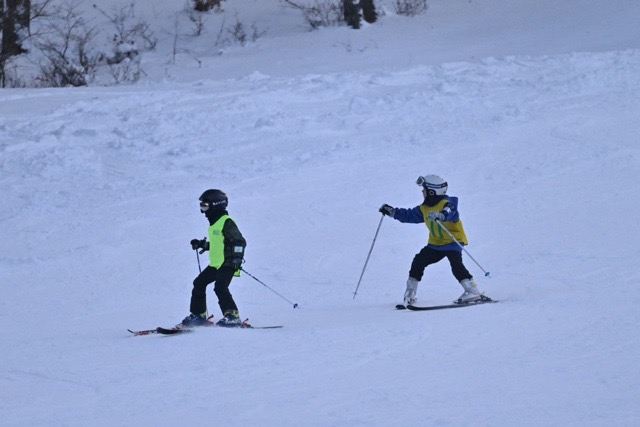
[1,1,639,425]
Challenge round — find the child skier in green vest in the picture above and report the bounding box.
[379,175,487,306]
[183,189,247,327]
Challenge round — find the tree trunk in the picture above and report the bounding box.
[361,0,377,23]
[1,0,30,56]
[343,0,360,29]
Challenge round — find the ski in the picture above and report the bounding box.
[239,320,283,329]
[128,320,282,336]
[156,322,283,333]
[129,321,211,336]
[127,328,159,336]
[395,304,407,310]
[156,326,192,335]
[243,325,284,329]
[406,296,496,311]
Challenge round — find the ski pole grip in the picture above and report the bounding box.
[198,236,207,254]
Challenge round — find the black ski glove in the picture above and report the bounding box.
[230,257,243,270]
[190,238,209,252]
[379,204,395,217]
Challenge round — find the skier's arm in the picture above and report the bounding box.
[441,197,461,222]
[393,206,424,223]
[223,219,246,269]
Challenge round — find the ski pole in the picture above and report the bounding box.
[241,267,299,309]
[195,249,202,273]
[435,219,491,277]
[194,236,206,273]
[353,214,385,299]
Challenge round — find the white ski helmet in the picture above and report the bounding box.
[417,174,448,196]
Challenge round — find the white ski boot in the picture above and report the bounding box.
[404,277,419,305]
[456,278,483,304]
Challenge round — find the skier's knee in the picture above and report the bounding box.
[213,283,228,296]
[193,276,208,288]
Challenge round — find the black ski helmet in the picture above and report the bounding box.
[199,189,228,212]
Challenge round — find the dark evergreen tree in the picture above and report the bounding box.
[343,0,360,29]
[193,0,223,12]
[1,0,30,56]
[344,0,377,29]
[361,0,377,24]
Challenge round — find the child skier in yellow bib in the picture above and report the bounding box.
[380,175,486,306]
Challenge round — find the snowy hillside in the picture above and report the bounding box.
[2,1,640,425]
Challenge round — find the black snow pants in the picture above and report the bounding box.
[409,246,472,282]
[190,266,238,315]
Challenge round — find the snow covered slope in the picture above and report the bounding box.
[135,0,640,82]
[2,1,640,425]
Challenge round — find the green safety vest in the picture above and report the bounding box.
[208,214,230,268]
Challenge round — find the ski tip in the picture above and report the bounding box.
[241,319,283,329]
[395,304,407,310]
[128,328,157,336]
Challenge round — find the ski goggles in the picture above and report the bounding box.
[416,176,447,190]
[200,200,226,211]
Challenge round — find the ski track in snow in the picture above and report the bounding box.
[1,47,640,425]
